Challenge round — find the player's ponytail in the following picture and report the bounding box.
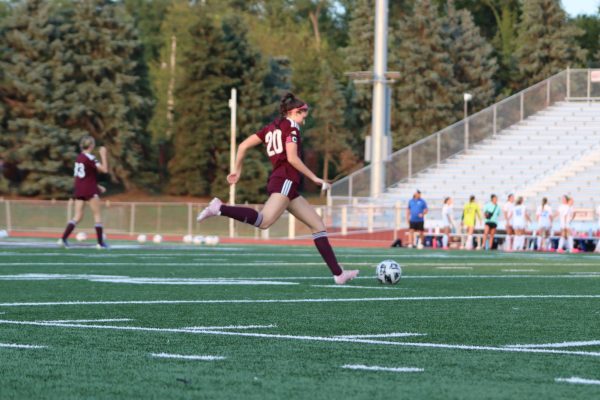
[279,92,307,117]
[79,135,95,151]
[542,197,548,207]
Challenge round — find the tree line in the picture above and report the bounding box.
[0,0,597,200]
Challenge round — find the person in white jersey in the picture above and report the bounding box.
[441,197,456,250]
[502,194,515,251]
[511,196,530,251]
[595,204,600,253]
[535,197,553,251]
[556,195,575,253]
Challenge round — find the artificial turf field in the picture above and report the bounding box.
[0,242,599,399]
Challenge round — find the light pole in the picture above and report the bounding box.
[463,93,472,151]
[229,88,237,238]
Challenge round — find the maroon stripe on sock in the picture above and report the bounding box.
[220,205,259,226]
[95,225,104,245]
[313,234,343,276]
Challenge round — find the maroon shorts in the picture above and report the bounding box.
[267,177,300,200]
[74,193,99,201]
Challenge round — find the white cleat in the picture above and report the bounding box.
[334,269,359,285]
[196,198,223,222]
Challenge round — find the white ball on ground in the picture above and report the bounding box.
[205,235,220,246]
[137,234,147,244]
[75,232,87,242]
[0,229,8,239]
[152,234,163,244]
[182,234,193,244]
[376,259,402,285]
[193,235,204,245]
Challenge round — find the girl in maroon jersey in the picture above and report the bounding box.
[59,135,109,248]
[197,93,359,284]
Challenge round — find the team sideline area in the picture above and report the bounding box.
[1,241,599,399]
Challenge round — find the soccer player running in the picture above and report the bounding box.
[59,135,109,249]
[535,197,553,251]
[196,93,359,285]
[440,197,456,250]
[406,190,428,249]
[482,194,501,250]
[462,195,482,250]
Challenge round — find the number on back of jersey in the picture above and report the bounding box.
[74,162,85,178]
[265,129,283,156]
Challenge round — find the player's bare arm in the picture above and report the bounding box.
[285,141,324,186]
[97,146,108,174]
[227,134,262,185]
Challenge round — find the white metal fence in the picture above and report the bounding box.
[331,68,600,204]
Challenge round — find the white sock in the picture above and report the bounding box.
[442,234,448,248]
[505,235,512,250]
[558,237,565,250]
[536,236,542,250]
[595,240,600,252]
[568,237,574,251]
[466,235,473,249]
[515,236,523,251]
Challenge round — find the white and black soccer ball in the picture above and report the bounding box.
[137,234,147,244]
[376,259,402,285]
[152,234,163,244]
[75,232,88,242]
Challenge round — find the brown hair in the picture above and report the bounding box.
[79,135,95,151]
[279,92,307,117]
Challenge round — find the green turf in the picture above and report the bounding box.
[1,243,599,399]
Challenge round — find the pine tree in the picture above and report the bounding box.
[392,0,460,149]
[62,0,156,190]
[515,0,586,88]
[444,0,497,116]
[0,0,77,196]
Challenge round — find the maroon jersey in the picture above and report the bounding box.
[255,118,302,183]
[73,152,100,199]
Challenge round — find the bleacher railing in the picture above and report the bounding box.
[331,68,600,204]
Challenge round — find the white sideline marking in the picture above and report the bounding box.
[150,353,225,361]
[555,377,600,386]
[342,364,423,373]
[182,324,276,331]
[505,340,600,349]
[310,285,404,290]
[2,319,600,358]
[2,294,600,308]
[435,267,472,270]
[334,333,426,339]
[0,342,47,349]
[502,269,539,272]
[37,318,133,323]
[570,272,600,275]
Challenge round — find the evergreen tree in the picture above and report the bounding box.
[444,0,497,116]
[62,0,156,190]
[0,0,77,196]
[515,0,586,88]
[392,0,459,149]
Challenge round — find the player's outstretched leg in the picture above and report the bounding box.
[197,197,264,228]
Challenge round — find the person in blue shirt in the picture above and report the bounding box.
[482,194,501,250]
[406,190,428,248]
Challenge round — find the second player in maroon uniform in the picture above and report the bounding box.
[59,135,109,248]
[197,93,359,284]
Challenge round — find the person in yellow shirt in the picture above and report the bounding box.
[462,195,482,250]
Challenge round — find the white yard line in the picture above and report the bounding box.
[341,364,423,373]
[150,353,225,361]
[0,342,47,349]
[334,333,426,339]
[505,340,600,349]
[501,269,539,272]
[36,318,133,323]
[182,324,276,331]
[555,377,600,385]
[310,285,404,290]
[2,294,600,308]
[1,319,599,358]
[435,267,473,270]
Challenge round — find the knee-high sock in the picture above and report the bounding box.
[558,237,565,250]
[568,236,574,251]
[514,236,522,251]
[595,239,600,252]
[312,231,343,276]
[62,220,76,241]
[536,236,542,250]
[505,235,512,250]
[442,234,449,248]
[466,235,473,249]
[220,205,262,227]
[95,224,104,245]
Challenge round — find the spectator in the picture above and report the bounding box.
[406,190,428,249]
[441,197,456,250]
[462,195,482,250]
[482,194,501,250]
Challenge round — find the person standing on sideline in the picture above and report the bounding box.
[511,196,530,251]
[196,93,358,284]
[502,194,515,250]
[556,195,575,253]
[535,197,553,251]
[462,195,482,250]
[406,190,428,249]
[59,135,109,249]
[441,197,456,250]
[482,194,501,250]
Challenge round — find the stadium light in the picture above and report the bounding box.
[229,88,237,238]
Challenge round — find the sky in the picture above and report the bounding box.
[562,0,599,16]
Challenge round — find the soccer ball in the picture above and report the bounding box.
[376,259,402,285]
[0,229,9,239]
[137,234,147,244]
[182,234,193,244]
[75,232,87,242]
[193,235,204,245]
[205,235,219,246]
[152,234,163,244]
